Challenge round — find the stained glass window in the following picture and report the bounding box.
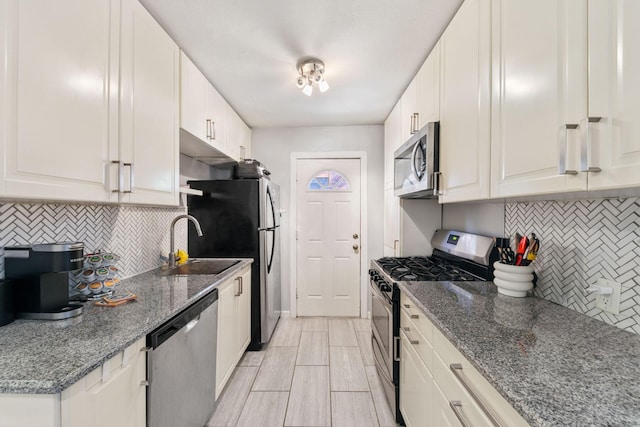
[307,170,351,191]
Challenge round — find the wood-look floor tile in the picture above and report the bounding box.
[328,318,358,346]
[270,318,303,346]
[284,366,331,426]
[329,346,369,391]
[356,331,375,366]
[207,367,258,426]
[238,350,266,367]
[302,317,329,331]
[296,331,329,366]
[331,392,380,427]
[352,318,372,332]
[365,366,398,427]
[252,346,297,391]
[235,392,289,427]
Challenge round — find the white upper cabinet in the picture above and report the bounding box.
[400,42,441,144]
[0,0,179,205]
[491,0,588,197]
[119,0,179,205]
[179,52,250,164]
[438,0,492,203]
[491,0,640,198]
[0,0,119,202]
[586,0,640,190]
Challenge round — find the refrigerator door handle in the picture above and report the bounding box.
[267,229,276,274]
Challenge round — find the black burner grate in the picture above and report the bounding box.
[376,256,482,282]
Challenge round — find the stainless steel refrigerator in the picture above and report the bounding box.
[187,178,281,350]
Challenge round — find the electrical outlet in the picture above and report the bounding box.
[595,278,621,315]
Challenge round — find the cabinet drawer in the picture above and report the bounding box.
[400,292,434,343]
[433,328,529,427]
[400,304,434,374]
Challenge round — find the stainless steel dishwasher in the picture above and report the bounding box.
[147,289,218,427]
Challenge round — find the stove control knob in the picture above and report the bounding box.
[368,269,377,277]
[380,283,392,292]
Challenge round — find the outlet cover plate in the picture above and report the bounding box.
[596,278,621,315]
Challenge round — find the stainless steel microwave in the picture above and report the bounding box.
[394,121,439,198]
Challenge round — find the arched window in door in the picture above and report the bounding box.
[307,170,351,191]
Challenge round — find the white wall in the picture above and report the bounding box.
[442,201,505,237]
[251,125,384,316]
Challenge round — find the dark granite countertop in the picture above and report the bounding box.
[398,280,640,427]
[0,259,252,394]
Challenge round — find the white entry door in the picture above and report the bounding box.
[297,158,361,317]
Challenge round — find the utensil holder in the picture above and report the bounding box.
[493,261,534,297]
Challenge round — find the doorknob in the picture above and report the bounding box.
[353,233,359,239]
[353,244,359,250]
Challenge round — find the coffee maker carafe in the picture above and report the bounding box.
[4,242,85,320]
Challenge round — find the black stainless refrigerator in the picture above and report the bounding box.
[187,178,281,350]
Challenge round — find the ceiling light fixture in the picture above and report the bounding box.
[296,57,329,96]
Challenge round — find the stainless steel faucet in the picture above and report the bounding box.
[169,214,203,267]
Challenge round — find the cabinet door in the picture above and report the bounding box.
[384,102,402,189]
[180,52,209,142]
[119,0,179,206]
[401,78,419,143]
[235,268,252,359]
[434,382,463,427]
[416,41,441,124]
[438,0,491,203]
[491,0,588,197]
[0,0,117,202]
[61,338,146,427]
[399,329,433,427]
[383,187,400,256]
[207,85,229,155]
[587,0,640,190]
[215,277,236,399]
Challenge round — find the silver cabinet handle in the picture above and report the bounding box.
[206,119,212,139]
[140,380,149,386]
[211,121,216,140]
[235,276,242,296]
[450,363,503,427]
[401,327,419,345]
[449,401,471,427]
[123,163,134,194]
[580,116,602,172]
[239,276,243,295]
[111,160,122,193]
[393,336,400,362]
[402,303,419,319]
[410,114,415,135]
[393,240,399,257]
[240,145,245,161]
[413,113,420,133]
[141,346,152,386]
[559,124,579,175]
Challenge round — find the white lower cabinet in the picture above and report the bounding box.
[399,291,529,427]
[0,337,146,427]
[215,265,252,398]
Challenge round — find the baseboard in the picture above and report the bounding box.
[280,311,291,319]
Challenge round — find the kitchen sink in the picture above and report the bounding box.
[163,259,240,276]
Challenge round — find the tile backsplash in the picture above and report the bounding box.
[506,197,640,335]
[0,201,187,279]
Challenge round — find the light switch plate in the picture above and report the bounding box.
[595,278,621,315]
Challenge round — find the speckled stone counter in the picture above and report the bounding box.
[398,280,640,426]
[0,259,252,394]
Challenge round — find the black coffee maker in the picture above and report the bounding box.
[4,242,85,320]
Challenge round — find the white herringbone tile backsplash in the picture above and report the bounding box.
[506,198,640,335]
[0,202,187,279]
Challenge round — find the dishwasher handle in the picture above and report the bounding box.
[147,288,218,349]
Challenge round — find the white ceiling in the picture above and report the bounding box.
[141,0,463,128]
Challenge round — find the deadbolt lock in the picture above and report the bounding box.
[353,233,359,239]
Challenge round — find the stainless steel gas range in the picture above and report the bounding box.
[369,230,499,425]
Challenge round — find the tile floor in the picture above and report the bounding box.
[207,317,399,427]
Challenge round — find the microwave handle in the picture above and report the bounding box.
[410,140,422,180]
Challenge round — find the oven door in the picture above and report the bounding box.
[370,281,393,377]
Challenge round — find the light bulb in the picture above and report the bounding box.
[318,79,329,93]
[302,83,313,96]
[296,76,306,88]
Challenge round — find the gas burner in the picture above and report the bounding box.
[378,256,481,282]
